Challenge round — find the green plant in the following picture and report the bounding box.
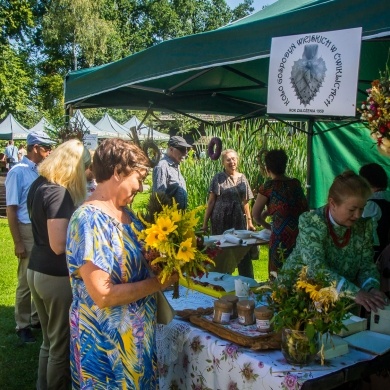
[256,265,355,364]
[181,119,308,211]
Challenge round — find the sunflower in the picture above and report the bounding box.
[155,216,177,236]
[176,238,196,262]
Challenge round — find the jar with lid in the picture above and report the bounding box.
[237,299,255,325]
[220,295,239,319]
[254,306,273,333]
[213,299,233,324]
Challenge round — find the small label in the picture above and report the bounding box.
[221,312,231,323]
[256,319,270,330]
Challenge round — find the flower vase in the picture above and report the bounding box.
[281,328,319,365]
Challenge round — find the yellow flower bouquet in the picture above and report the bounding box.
[133,198,215,298]
[257,266,355,364]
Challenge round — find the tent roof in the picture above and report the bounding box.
[95,113,131,139]
[0,114,29,140]
[122,115,170,141]
[29,117,54,133]
[64,0,390,120]
[71,110,118,138]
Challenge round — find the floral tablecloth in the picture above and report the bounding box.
[156,286,377,390]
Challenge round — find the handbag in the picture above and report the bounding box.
[156,290,176,325]
[140,253,176,325]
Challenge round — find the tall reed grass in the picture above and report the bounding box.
[181,119,308,210]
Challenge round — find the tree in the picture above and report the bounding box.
[0,44,34,120]
[0,0,34,44]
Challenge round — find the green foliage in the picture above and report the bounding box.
[0,0,255,120]
[257,265,355,337]
[0,0,34,43]
[181,119,308,210]
[0,44,34,118]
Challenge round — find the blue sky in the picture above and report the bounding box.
[225,0,277,13]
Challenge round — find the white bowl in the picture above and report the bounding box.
[234,230,252,239]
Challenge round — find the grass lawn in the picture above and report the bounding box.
[0,191,268,389]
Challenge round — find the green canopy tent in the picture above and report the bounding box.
[64,0,390,206]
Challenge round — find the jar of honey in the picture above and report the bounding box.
[220,295,239,319]
[254,306,273,333]
[237,299,255,325]
[213,299,233,324]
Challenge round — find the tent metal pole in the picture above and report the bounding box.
[306,118,314,207]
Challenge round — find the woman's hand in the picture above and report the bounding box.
[247,220,256,231]
[201,223,209,233]
[158,272,179,291]
[355,288,388,312]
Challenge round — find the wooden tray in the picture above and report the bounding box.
[176,307,214,321]
[190,315,281,350]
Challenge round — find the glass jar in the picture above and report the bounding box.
[213,299,233,324]
[281,328,319,365]
[254,306,273,333]
[220,295,239,319]
[237,299,255,325]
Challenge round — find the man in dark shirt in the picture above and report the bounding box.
[152,136,192,209]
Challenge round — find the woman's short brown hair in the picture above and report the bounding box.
[93,138,150,183]
[328,170,372,205]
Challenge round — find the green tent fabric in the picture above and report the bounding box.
[310,122,390,208]
[63,0,390,208]
[64,0,390,119]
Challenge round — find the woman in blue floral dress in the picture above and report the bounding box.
[66,139,178,389]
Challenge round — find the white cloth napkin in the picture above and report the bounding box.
[223,233,247,246]
[251,229,271,241]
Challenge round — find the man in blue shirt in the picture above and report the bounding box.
[4,140,19,169]
[5,131,55,343]
[152,136,192,209]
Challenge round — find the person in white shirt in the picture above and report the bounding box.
[5,131,55,343]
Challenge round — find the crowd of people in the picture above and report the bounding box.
[4,133,390,388]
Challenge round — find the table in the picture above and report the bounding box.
[205,234,268,274]
[156,286,388,390]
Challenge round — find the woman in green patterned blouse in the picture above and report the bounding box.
[283,170,388,313]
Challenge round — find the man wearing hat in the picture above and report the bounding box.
[152,135,192,209]
[5,130,55,343]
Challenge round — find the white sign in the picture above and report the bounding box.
[84,133,98,150]
[267,27,362,117]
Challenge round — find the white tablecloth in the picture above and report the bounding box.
[156,286,378,390]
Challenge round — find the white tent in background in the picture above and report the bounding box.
[0,113,29,140]
[71,110,117,138]
[95,113,130,139]
[29,117,54,134]
[123,116,169,141]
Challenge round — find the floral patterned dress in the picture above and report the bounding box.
[209,172,253,235]
[66,205,157,390]
[283,206,380,295]
[258,178,308,272]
